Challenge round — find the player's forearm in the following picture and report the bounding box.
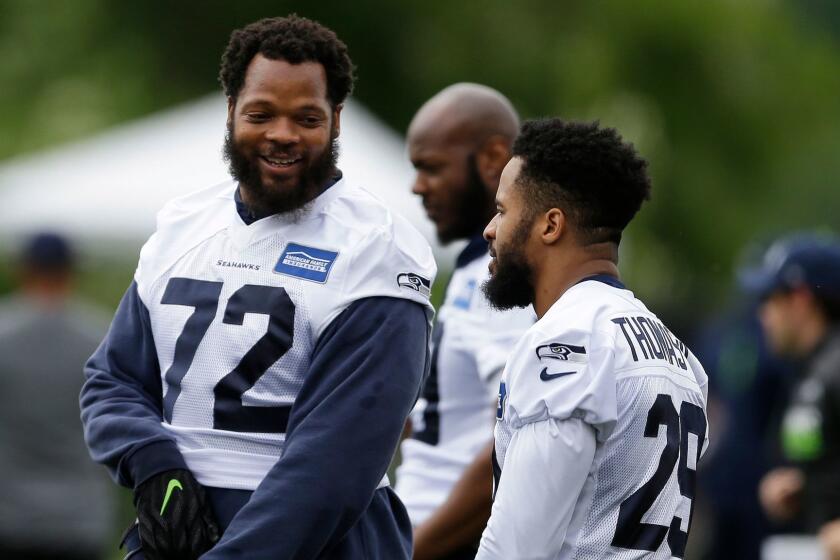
[80,281,182,487]
[477,418,596,560]
[413,440,494,560]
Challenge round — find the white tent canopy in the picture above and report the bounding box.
[0,95,458,260]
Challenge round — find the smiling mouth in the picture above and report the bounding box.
[260,155,303,168]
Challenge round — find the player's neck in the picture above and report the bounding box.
[532,257,619,319]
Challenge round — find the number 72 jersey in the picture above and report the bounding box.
[491,278,709,559]
[134,179,435,491]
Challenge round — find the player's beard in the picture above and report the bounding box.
[437,154,494,245]
[482,217,535,310]
[223,122,339,218]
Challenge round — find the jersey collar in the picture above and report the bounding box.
[234,171,344,226]
[455,234,489,269]
[576,274,626,290]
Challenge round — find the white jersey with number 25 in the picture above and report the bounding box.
[478,276,709,560]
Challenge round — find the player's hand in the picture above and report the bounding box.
[134,468,220,560]
[820,519,840,560]
[758,467,804,522]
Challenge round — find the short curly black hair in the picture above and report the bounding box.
[512,119,651,245]
[219,15,355,107]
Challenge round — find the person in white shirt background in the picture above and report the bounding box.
[396,83,534,560]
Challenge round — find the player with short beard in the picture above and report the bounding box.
[80,15,436,560]
[476,119,710,559]
[480,215,533,311]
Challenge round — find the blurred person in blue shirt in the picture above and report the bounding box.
[0,232,113,560]
[741,234,840,541]
[691,299,792,560]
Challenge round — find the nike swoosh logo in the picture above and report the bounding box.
[160,479,184,516]
[540,367,577,381]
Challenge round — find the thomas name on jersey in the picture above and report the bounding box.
[612,315,688,370]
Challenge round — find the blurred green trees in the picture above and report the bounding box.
[2,0,839,316]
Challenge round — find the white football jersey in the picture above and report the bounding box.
[483,277,708,560]
[135,178,436,490]
[396,245,534,525]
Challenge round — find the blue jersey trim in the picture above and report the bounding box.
[577,273,626,290]
[455,234,489,269]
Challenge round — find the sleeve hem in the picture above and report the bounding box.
[124,439,188,489]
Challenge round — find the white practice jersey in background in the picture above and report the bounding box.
[135,178,436,490]
[396,238,535,525]
[487,277,708,559]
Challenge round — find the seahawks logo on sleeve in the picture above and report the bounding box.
[535,342,587,361]
[397,272,431,297]
[534,342,587,381]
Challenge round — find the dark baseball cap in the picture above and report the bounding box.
[739,233,840,301]
[20,231,75,270]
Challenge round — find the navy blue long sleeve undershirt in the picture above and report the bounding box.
[80,281,187,488]
[80,281,430,558]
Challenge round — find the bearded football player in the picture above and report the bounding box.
[81,15,435,560]
[476,119,709,559]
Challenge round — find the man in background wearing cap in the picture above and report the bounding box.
[0,232,113,560]
[742,233,840,554]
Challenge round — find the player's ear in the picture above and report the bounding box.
[541,208,565,245]
[476,136,511,190]
[332,103,343,137]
